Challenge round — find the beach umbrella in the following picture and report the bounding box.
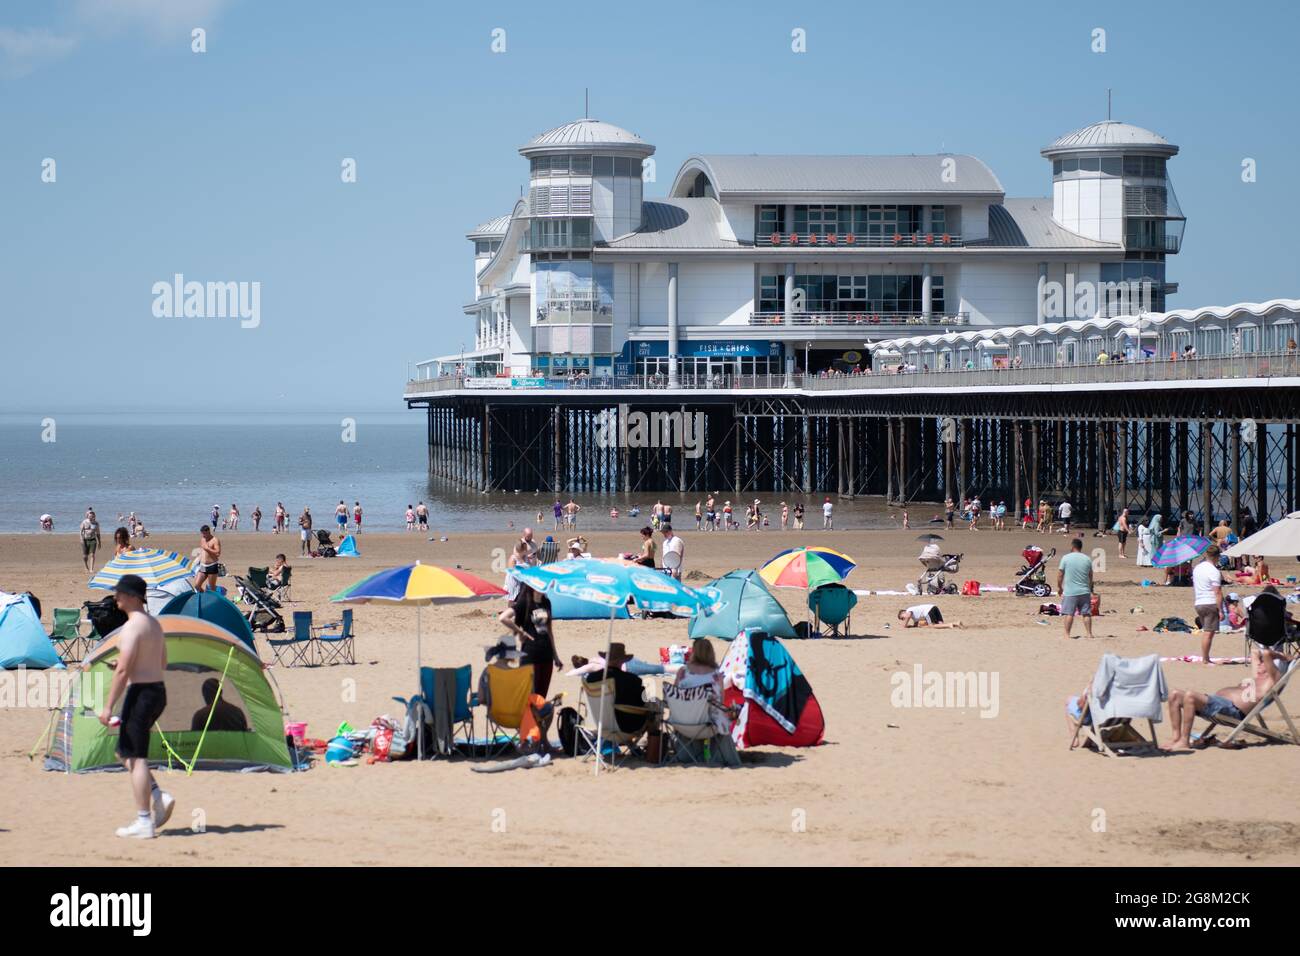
[509,559,724,775]
[759,546,857,590]
[331,562,506,667]
[1224,511,1300,558]
[688,570,796,640]
[916,533,944,542]
[1151,534,1211,568]
[89,548,193,591]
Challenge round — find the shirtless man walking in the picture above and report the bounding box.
[98,573,174,838]
[194,525,222,592]
[1165,644,1287,750]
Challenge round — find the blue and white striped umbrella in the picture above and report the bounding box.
[89,548,194,590]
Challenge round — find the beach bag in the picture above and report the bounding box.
[1090,594,1101,616]
[961,580,981,596]
[83,595,128,638]
[558,706,590,756]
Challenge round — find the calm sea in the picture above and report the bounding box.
[0,419,908,534]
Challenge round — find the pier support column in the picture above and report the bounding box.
[1231,423,1242,532]
[1030,422,1040,515]
[887,419,896,503]
[1119,422,1128,517]
[959,420,970,501]
[1202,421,1213,526]
[667,263,679,387]
[1012,421,1021,524]
[1096,422,1106,530]
[1257,423,1268,521]
[482,403,490,491]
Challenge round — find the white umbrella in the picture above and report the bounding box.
[1224,511,1300,558]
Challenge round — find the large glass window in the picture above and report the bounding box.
[757,205,786,234]
[788,204,923,237]
[759,274,782,312]
[534,258,613,324]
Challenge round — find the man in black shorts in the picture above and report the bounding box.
[98,574,174,839]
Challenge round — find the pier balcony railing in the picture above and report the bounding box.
[804,349,1300,390]
[754,232,963,248]
[405,350,1300,396]
[748,310,969,328]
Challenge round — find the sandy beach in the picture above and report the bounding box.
[3,525,1298,867]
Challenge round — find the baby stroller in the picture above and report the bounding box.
[918,551,962,595]
[1015,545,1055,597]
[314,529,337,558]
[233,576,286,632]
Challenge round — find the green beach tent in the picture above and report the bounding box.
[688,570,797,640]
[44,615,293,773]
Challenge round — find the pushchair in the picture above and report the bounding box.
[314,529,337,557]
[233,575,287,632]
[918,551,962,595]
[1015,545,1055,597]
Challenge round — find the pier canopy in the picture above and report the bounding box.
[872,299,1300,369]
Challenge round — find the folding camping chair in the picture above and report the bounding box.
[49,607,90,663]
[267,611,315,667]
[479,663,535,755]
[577,674,655,770]
[536,539,559,565]
[314,608,355,665]
[1243,591,1297,658]
[662,680,735,766]
[246,566,270,593]
[270,565,292,603]
[408,665,475,757]
[1199,657,1300,747]
[808,582,857,638]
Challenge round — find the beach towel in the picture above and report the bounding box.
[1089,653,1167,723]
[1160,655,1249,665]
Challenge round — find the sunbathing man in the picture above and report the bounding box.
[1165,644,1288,750]
[898,604,964,629]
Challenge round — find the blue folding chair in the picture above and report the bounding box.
[268,610,315,666]
[393,664,475,759]
[808,582,858,638]
[315,608,355,665]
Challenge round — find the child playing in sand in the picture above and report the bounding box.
[898,604,964,629]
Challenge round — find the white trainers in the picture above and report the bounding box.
[152,790,175,829]
[115,818,155,839]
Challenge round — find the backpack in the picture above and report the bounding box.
[961,580,981,596]
[557,706,591,757]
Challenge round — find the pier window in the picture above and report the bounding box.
[759,274,783,312]
[758,205,786,235]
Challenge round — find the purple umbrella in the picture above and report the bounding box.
[1151,534,1211,568]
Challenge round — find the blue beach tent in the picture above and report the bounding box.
[688,570,797,640]
[337,535,360,557]
[0,592,63,669]
[158,590,258,651]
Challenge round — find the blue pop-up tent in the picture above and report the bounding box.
[688,570,796,640]
[337,534,360,557]
[0,592,63,669]
[158,590,257,650]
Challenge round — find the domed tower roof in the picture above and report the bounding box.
[519,118,654,157]
[1041,120,1178,159]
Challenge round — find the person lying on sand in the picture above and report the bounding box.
[898,604,964,629]
[1165,644,1288,750]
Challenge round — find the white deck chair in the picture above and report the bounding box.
[1069,653,1166,757]
[1201,657,1299,747]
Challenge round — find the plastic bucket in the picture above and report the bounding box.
[285,721,308,743]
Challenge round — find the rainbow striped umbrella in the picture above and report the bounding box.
[89,548,193,591]
[331,562,506,672]
[759,546,857,590]
[331,563,505,604]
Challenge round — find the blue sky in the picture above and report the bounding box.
[3,0,1297,415]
